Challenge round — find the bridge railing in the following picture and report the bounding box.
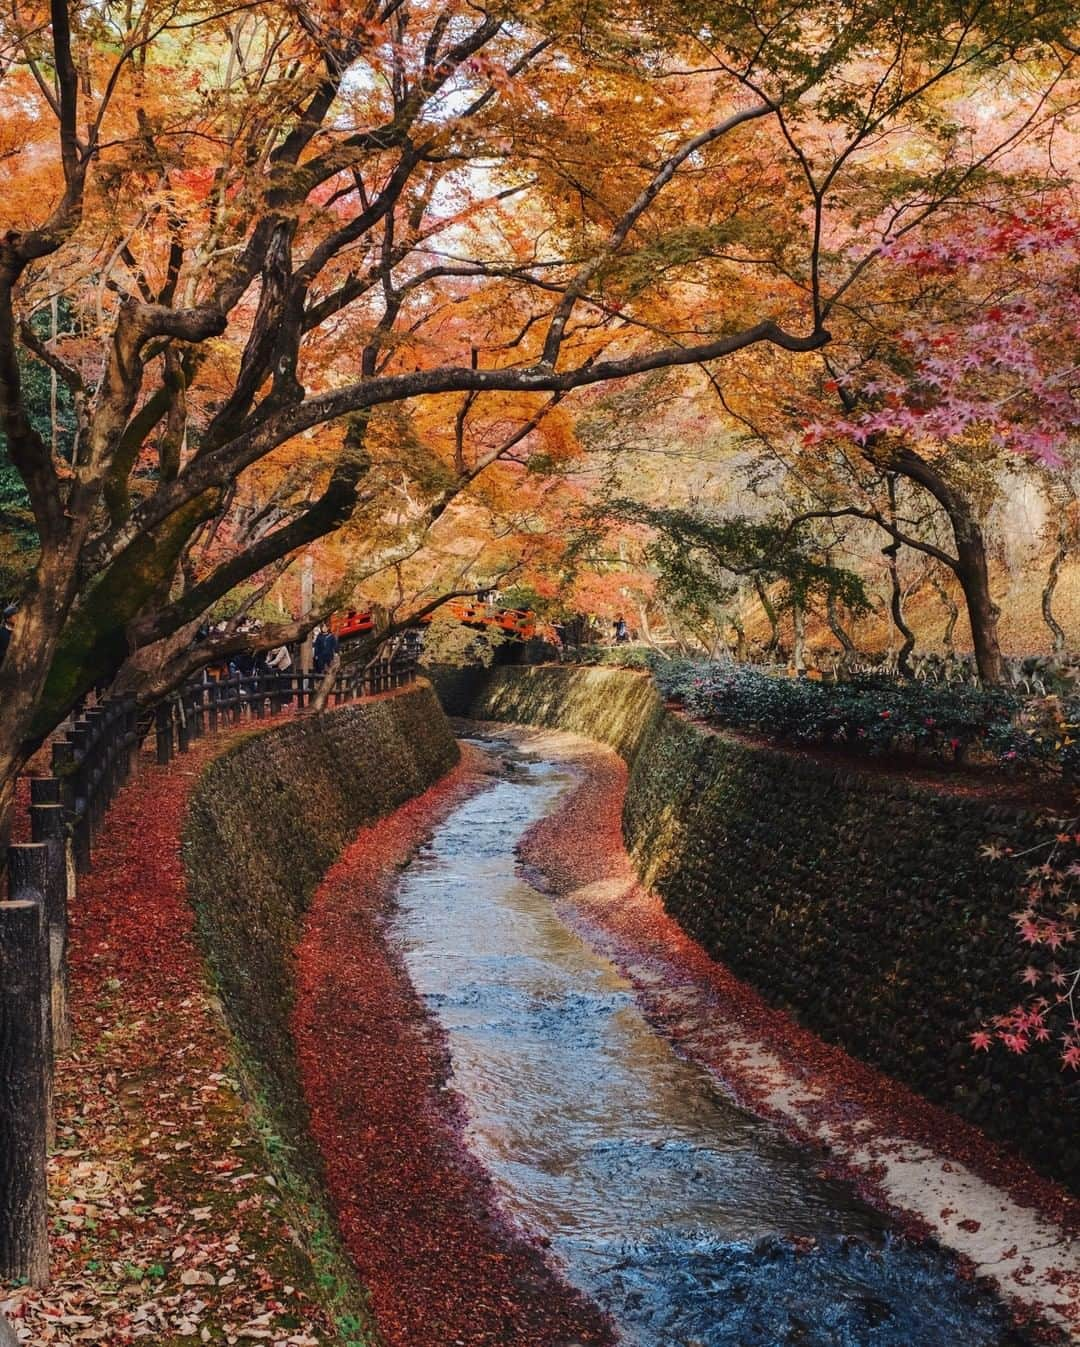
[0,654,417,1285]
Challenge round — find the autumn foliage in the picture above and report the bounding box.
[0,0,1076,844]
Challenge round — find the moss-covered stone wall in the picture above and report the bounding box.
[183,686,460,1333]
[472,665,1079,1191]
[423,662,490,717]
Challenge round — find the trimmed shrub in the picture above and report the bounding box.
[647,661,1078,781]
[562,644,658,672]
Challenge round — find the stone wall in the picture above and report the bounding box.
[471,665,1078,1190]
[182,685,460,1306]
[422,662,490,717]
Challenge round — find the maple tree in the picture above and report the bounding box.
[590,498,870,665]
[0,0,1073,839]
[555,190,1080,676]
[796,205,1080,683]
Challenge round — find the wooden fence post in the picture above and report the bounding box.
[0,899,48,1286]
[64,723,92,875]
[176,694,191,753]
[82,709,105,836]
[28,800,71,1056]
[7,845,53,1154]
[191,685,204,740]
[50,740,77,874]
[155,702,173,765]
[104,702,123,798]
[123,697,140,779]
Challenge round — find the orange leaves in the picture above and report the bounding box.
[535,404,580,464]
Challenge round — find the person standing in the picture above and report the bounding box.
[313,625,339,675]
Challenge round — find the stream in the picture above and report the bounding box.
[389,740,1033,1347]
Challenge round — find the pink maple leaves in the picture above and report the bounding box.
[977,825,1080,1069]
[823,204,1080,467]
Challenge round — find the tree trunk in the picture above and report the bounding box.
[791,600,806,674]
[881,447,1005,685]
[635,602,662,651]
[883,542,916,677]
[754,577,779,654]
[951,519,1005,684]
[729,615,748,662]
[929,574,959,653]
[1042,534,1068,655]
[826,591,857,666]
[310,653,340,714]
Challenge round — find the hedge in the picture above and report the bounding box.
[565,651,1079,780]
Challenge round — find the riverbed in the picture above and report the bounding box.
[389,741,1034,1347]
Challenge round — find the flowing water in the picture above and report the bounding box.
[389,742,1033,1347]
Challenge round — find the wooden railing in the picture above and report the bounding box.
[0,654,417,1284]
[152,658,417,765]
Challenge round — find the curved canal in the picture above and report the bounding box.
[389,742,1034,1347]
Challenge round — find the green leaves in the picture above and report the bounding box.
[598,497,870,627]
[648,658,1079,780]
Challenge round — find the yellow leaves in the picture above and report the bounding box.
[536,405,580,464]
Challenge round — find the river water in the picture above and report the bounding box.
[389,743,1033,1347]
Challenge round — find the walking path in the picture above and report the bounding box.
[1,726,344,1345]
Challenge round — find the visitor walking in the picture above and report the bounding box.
[613,615,630,645]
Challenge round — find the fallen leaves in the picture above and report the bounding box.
[293,745,615,1347]
[3,730,341,1346]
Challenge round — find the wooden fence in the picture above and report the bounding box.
[0,655,417,1284]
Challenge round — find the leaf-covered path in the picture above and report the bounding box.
[1,727,343,1346]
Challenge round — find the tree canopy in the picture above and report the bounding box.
[0,0,1077,829]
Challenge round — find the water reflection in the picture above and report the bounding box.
[390,750,1032,1347]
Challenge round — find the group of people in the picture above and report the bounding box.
[194,617,297,683]
[192,615,422,685]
